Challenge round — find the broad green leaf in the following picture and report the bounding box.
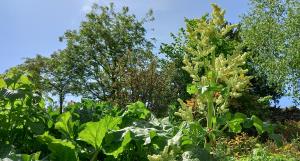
[228,121,242,133]
[55,112,75,139]
[124,101,150,119]
[228,113,247,133]
[37,131,56,144]
[18,75,32,86]
[217,112,231,125]
[233,112,246,121]
[78,116,121,150]
[262,122,274,134]
[48,142,78,161]
[251,115,264,134]
[243,118,253,129]
[38,132,78,161]
[187,84,197,94]
[269,134,283,147]
[0,78,6,88]
[104,131,132,158]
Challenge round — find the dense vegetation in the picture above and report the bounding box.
[0,1,299,161]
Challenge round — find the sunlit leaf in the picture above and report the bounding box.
[55,112,75,139]
[78,116,121,150]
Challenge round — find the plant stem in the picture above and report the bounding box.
[90,151,99,161]
[207,97,214,129]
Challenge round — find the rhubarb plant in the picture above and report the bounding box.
[175,4,272,149]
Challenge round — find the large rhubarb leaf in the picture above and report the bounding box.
[38,132,78,161]
[78,116,122,150]
[55,112,75,139]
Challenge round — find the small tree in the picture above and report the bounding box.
[22,51,74,113]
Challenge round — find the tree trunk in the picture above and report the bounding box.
[59,93,64,114]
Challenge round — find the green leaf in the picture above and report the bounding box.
[262,122,274,134]
[228,121,242,133]
[207,83,223,92]
[55,112,75,139]
[0,78,6,88]
[269,134,283,147]
[48,141,78,161]
[104,131,132,158]
[228,113,247,133]
[233,112,247,121]
[257,96,272,103]
[251,115,264,134]
[28,121,45,135]
[18,74,32,86]
[124,101,150,119]
[5,152,41,161]
[243,118,253,129]
[38,132,78,161]
[187,84,197,94]
[145,130,158,145]
[0,144,12,158]
[78,116,122,150]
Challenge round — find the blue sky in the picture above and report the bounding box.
[0,0,295,107]
[0,0,250,73]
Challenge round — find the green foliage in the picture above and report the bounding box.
[38,132,79,161]
[123,101,151,120]
[21,51,75,113]
[61,3,160,108]
[104,130,132,158]
[1,152,41,161]
[1,2,295,161]
[241,0,300,103]
[55,112,77,139]
[78,116,121,150]
[0,71,48,154]
[160,28,192,102]
[239,144,299,161]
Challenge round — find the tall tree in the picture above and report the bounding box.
[241,0,300,104]
[62,3,174,108]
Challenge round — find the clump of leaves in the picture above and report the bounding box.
[0,70,48,154]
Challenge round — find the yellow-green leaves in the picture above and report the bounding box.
[123,101,150,119]
[0,78,6,89]
[55,112,76,139]
[78,116,122,150]
[38,132,78,161]
[228,113,247,133]
[211,4,225,26]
